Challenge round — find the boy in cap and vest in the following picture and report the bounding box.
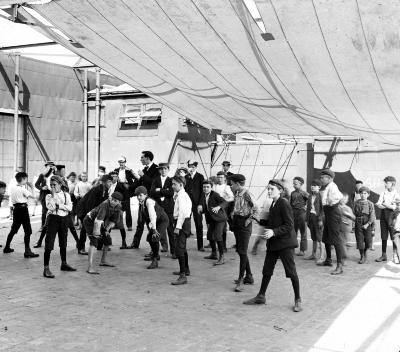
[230,174,258,292]
[84,191,124,274]
[318,169,344,275]
[353,186,375,264]
[290,176,309,256]
[135,186,169,269]
[305,179,325,262]
[388,198,400,264]
[375,176,399,262]
[243,179,302,312]
[171,176,192,285]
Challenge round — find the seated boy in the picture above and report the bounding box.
[84,191,124,274]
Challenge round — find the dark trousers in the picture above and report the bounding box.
[166,213,175,254]
[262,248,298,279]
[293,209,307,252]
[325,243,344,265]
[40,198,47,227]
[5,205,32,250]
[132,211,145,247]
[192,206,204,249]
[147,217,169,258]
[122,200,132,228]
[233,215,252,278]
[355,216,372,250]
[174,218,191,273]
[78,216,87,250]
[45,215,68,252]
[380,208,394,241]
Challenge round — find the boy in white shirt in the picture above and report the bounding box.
[3,172,39,258]
[376,176,399,262]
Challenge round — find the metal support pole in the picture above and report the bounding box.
[83,69,88,173]
[94,67,101,177]
[13,53,20,173]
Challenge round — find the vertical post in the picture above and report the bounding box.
[83,68,88,173]
[13,53,20,173]
[94,67,101,177]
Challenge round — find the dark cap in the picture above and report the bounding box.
[268,179,285,191]
[111,191,123,201]
[358,186,370,194]
[320,168,335,179]
[134,186,148,196]
[355,180,363,185]
[293,176,304,184]
[45,161,55,167]
[187,159,198,167]
[109,171,118,176]
[311,179,322,187]
[222,161,231,166]
[384,176,396,183]
[101,174,112,182]
[157,162,170,169]
[56,164,65,171]
[229,174,246,183]
[99,166,106,172]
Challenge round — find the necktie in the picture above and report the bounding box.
[144,166,149,172]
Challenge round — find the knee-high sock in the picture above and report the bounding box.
[210,240,217,254]
[60,247,67,263]
[120,228,126,242]
[5,231,16,249]
[184,251,189,271]
[259,275,272,296]
[24,234,31,251]
[44,249,51,266]
[325,244,332,260]
[291,276,301,300]
[217,241,224,257]
[178,256,185,274]
[382,239,387,254]
[239,254,250,278]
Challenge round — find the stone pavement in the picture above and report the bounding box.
[0,212,399,352]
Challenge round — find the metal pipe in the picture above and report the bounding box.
[13,53,20,173]
[83,68,88,173]
[94,67,101,177]
[0,41,57,51]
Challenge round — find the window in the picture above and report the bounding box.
[119,103,162,130]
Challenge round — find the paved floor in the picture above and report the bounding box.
[0,210,399,352]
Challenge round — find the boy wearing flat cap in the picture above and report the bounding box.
[85,191,124,274]
[243,179,302,312]
[305,179,324,262]
[230,174,258,292]
[222,161,234,185]
[353,186,375,264]
[290,176,309,256]
[318,169,344,275]
[375,176,399,262]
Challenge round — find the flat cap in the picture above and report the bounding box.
[45,161,55,167]
[229,174,246,183]
[101,174,112,182]
[111,191,123,201]
[56,164,65,170]
[268,179,285,190]
[358,186,370,194]
[384,176,396,183]
[187,159,198,167]
[134,186,148,196]
[293,176,304,184]
[157,162,170,169]
[99,166,106,172]
[222,161,231,166]
[117,156,126,163]
[320,168,335,178]
[311,179,322,187]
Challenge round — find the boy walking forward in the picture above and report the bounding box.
[3,172,39,258]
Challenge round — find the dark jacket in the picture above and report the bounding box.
[150,176,174,214]
[185,172,204,207]
[260,197,298,251]
[306,192,324,223]
[113,167,135,186]
[198,190,228,223]
[35,172,52,201]
[76,184,109,219]
[136,163,159,193]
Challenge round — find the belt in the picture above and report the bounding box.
[14,203,28,207]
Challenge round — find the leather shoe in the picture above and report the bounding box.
[375,254,387,262]
[331,265,343,275]
[243,294,266,305]
[43,267,55,278]
[3,247,14,254]
[293,299,302,312]
[33,243,42,248]
[244,274,254,285]
[147,260,158,269]
[120,242,128,249]
[24,251,39,258]
[171,274,187,285]
[60,263,77,272]
[127,244,139,249]
[234,278,245,292]
[317,260,332,267]
[144,255,160,261]
[78,249,88,255]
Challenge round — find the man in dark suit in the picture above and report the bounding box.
[198,180,228,265]
[243,179,302,312]
[76,174,112,254]
[128,151,159,248]
[150,162,175,255]
[114,156,135,231]
[185,160,205,251]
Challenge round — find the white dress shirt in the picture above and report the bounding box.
[118,168,126,183]
[46,191,72,217]
[108,182,117,196]
[160,175,168,201]
[10,185,31,205]
[213,184,234,202]
[377,189,399,210]
[173,189,192,229]
[321,182,342,206]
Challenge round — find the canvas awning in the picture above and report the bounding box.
[2,0,400,144]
